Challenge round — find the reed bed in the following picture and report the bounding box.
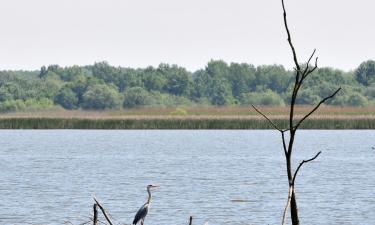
[1,106,375,129]
[0,115,375,129]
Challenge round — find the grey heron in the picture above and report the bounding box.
[132,184,160,225]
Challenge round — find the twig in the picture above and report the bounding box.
[294,88,341,129]
[304,57,319,78]
[292,151,322,185]
[281,0,300,71]
[251,105,283,132]
[94,198,115,225]
[302,49,316,76]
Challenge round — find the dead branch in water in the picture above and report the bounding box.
[93,198,115,225]
[93,203,98,225]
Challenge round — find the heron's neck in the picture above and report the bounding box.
[147,188,152,204]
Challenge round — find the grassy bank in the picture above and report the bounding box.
[0,106,375,129]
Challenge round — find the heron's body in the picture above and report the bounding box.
[132,185,159,225]
[133,203,149,225]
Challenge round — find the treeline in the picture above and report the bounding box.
[0,60,374,112]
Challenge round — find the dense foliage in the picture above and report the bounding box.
[0,60,374,112]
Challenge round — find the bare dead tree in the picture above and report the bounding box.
[93,203,98,225]
[93,198,115,225]
[252,0,341,224]
[189,216,193,225]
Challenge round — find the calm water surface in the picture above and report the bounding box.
[0,130,374,225]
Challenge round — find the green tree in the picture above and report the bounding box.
[295,89,320,105]
[123,87,152,108]
[143,67,166,92]
[54,87,79,109]
[228,63,256,98]
[91,61,120,84]
[355,60,375,86]
[347,92,368,106]
[118,69,143,92]
[255,65,291,93]
[210,78,234,106]
[39,66,48,78]
[191,69,211,100]
[82,84,122,109]
[158,64,192,96]
[206,60,229,78]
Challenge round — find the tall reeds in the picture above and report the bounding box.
[0,116,374,129]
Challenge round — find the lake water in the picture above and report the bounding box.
[0,130,374,225]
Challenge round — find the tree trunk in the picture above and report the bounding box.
[290,190,299,225]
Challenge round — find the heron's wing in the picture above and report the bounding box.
[133,203,149,225]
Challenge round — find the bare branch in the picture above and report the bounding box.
[303,57,319,79]
[189,216,193,225]
[294,55,318,99]
[282,0,300,71]
[294,87,341,129]
[292,151,322,185]
[93,198,114,225]
[302,49,316,76]
[251,105,283,132]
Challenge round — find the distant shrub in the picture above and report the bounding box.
[0,100,26,112]
[347,93,368,107]
[240,90,285,106]
[150,91,193,107]
[170,107,189,116]
[0,98,54,113]
[123,87,152,108]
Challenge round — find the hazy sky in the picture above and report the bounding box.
[0,0,374,71]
